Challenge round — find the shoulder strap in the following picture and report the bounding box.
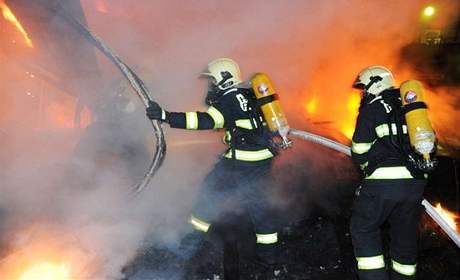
[382,94,405,150]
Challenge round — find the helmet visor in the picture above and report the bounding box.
[352,76,365,89]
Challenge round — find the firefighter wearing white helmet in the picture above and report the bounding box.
[146,57,281,271]
[201,58,243,90]
[350,66,431,280]
[353,66,396,96]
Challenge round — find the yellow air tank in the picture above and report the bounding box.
[400,80,436,163]
[251,73,291,147]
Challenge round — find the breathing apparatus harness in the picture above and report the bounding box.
[205,75,278,161]
[363,89,436,177]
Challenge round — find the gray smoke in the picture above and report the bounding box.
[0,0,459,279]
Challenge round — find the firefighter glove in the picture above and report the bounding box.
[146,101,169,122]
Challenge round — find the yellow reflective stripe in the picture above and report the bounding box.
[256,233,278,244]
[391,123,398,134]
[392,260,416,276]
[235,119,254,130]
[366,167,413,179]
[224,149,273,161]
[352,141,375,154]
[207,106,225,129]
[402,125,408,134]
[356,255,385,270]
[375,123,408,138]
[189,215,210,233]
[185,112,198,129]
[375,124,390,138]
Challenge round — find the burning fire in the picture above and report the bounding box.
[303,90,360,140]
[305,95,318,115]
[0,226,98,279]
[435,203,459,231]
[0,0,33,48]
[339,92,361,139]
[340,91,361,139]
[19,262,70,280]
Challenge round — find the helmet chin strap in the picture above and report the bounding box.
[364,75,383,95]
[206,71,233,105]
[215,71,234,89]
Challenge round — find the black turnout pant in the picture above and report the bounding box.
[190,159,278,253]
[350,179,426,280]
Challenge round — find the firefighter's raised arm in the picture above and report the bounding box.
[146,101,225,130]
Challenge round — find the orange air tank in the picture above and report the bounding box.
[251,73,291,147]
[400,80,436,163]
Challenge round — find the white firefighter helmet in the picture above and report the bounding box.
[353,66,396,96]
[201,58,242,90]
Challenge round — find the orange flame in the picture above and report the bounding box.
[435,203,459,232]
[0,0,33,48]
[45,101,92,129]
[19,262,70,280]
[305,94,318,115]
[0,226,98,279]
[339,91,361,139]
[304,90,360,140]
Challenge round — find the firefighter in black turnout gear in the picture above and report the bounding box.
[146,58,279,265]
[350,66,431,280]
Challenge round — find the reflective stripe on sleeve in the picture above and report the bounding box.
[356,255,385,270]
[366,166,413,179]
[207,106,225,128]
[189,215,210,233]
[235,119,254,130]
[392,260,416,276]
[256,232,278,244]
[185,112,198,129]
[352,141,375,154]
[375,124,390,138]
[375,123,408,138]
[224,149,273,161]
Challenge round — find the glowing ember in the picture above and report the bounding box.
[0,0,34,48]
[19,262,70,280]
[435,203,459,231]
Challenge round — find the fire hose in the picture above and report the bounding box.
[289,128,460,248]
[56,7,167,196]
